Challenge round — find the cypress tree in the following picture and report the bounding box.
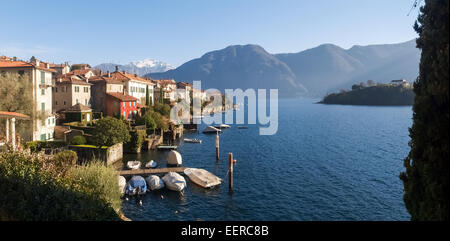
[400,0,449,221]
[145,85,150,106]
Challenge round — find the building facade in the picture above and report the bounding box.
[154,79,177,104]
[110,67,154,105]
[105,92,138,120]
[176,81,193,103]
[50,62,70,75]
[89,74,125,113]
[0,57,56,141]
[53,74,92,112]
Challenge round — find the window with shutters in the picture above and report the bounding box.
[40,71,45,84]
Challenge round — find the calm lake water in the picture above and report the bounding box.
[120,98,412,221]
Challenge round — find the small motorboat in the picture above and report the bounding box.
[213,124,231,129]
[237,126,248,129]
[127,160,141,170]
[145,160,157,168]
[145,175,165,191]
[162,172,186,192]
[125,175,147,195]
[202,126,221,133]
[184,168,222,189]
[184,138,202,143]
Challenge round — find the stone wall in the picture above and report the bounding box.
[106,142,123,165]
[69,142,123,165]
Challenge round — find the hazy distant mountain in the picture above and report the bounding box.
[276,39,420,95]
[148,40,420,97]
[276,44,365,96]
[149,44,307,97]
[94,59,174,76]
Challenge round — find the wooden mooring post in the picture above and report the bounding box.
[216,132,220,160]
[228,152,234,192]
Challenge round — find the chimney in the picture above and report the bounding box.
[115,66,119,72]
[122,70,126,74]
[35,60,40,67]
[134,74,137,77]
[99,70,102,76]
[46,63,50,69]
[107,71,110,77]
[65,61,68,66]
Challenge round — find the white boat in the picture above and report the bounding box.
[167,150,182,166]
[145,160,157,168]
[213,124,231,129]
[184,168,222,189]
[162,172,186,192]
[202,126,221,133]
[145,175,165,191]
[127,161,141,170]
[184,138,202,143]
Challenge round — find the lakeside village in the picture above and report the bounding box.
[0,56,238,220]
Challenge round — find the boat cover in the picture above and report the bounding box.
[125,175,147,195]
[145,175,165,190]
[162,172,186,192]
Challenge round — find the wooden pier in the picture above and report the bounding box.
[119,167,187,177]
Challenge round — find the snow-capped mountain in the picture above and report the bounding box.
[94,59,174,76]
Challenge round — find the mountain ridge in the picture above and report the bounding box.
[147,39,419,97]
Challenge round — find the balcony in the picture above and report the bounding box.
[39,82,54,88]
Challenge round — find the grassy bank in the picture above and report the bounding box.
[0,151,122,221]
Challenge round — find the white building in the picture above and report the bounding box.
[391,79,411,87]
[110,67,154,106]
[0,57,56,141]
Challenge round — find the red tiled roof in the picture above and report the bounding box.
[107,92,138,102]
[0,59,57,73]
[88,75,124,84]
[49,63,66,68]
[0,111,30,120]
[0,60,32,68]
[110,71,154,85]
[69,69,92,76]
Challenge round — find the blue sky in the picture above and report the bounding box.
[0,0,422,67]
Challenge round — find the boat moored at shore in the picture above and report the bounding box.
[184,138,202,143]
[125,175,147,195]
[127,161,141,170]
[162,172,186,192]
[184,168,222,189]
[145,160,157,168]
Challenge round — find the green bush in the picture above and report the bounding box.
[124,130,146,153]
[153,103,171,117]
[71,135,87,145]
[0,152,121,221]
[52,150,78,176]
[67,161,122,214]
[92,117,131,147]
